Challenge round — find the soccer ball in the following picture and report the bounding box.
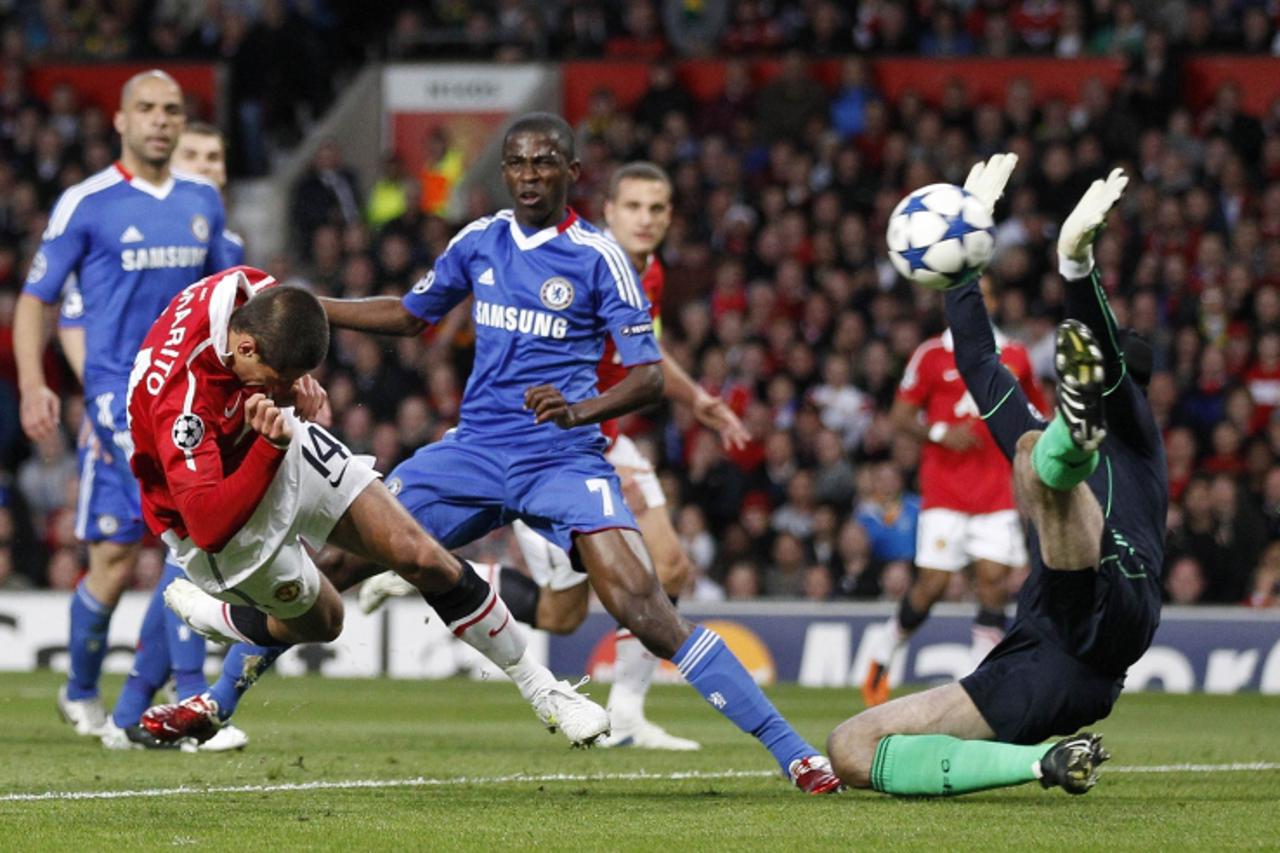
[886,183,995,290]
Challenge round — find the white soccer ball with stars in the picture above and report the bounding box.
[886,183,995,290]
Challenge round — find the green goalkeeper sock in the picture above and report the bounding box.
[870,734,1051,796]
[1031,415,1098,491]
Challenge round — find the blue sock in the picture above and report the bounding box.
[208,643,289,721]
[673,626,818,774]
[160,563,209,700]
[110,573,172,727]
[67,581,114,700]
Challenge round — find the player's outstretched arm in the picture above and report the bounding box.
[943,283,1045,461]
[13,293,61,442]
[1058,168,1128,386]
[319,296,427,337]
[658,343,748,450]
[526,362,663,429]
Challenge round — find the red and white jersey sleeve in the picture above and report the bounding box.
[129,266,287,551]
[599,254,664,443]
[898,332,1044,514]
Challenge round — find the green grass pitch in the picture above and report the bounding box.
[2,671,1278,849]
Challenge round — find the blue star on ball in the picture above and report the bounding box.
[900,245,932,271]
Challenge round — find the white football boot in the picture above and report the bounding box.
[358,570,417,614]
[57,684,107,737]
[530,677,611,747]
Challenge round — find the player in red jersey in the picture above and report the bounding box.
[131,266,609,746]
[862,277,1047,706]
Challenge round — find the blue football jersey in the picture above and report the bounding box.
[57,228,244,330]
[402,209,661,447]
[23,163,235,399]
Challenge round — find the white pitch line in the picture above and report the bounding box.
[2,762,1277,804]
[1107,762,1280,774]
[0,770,777,803]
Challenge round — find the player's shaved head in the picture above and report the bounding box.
[121,69,181,108]
[504,112,576,161]
[230,287,330,373]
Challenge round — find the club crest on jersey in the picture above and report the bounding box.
[98,514,119,536]
[274,580,302,603]
[191,214,210,242]
[539,277,574,311]
[26,251,47,283]
[171,413,205,451]
[386,477,403,496]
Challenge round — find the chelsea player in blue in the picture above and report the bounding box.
[321,113,842,793]
[13,71,239,737]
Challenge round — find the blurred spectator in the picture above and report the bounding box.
[1165,555,1206,604]
[854,462,920,566]
[291,140,361,259]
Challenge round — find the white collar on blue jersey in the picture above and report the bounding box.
[507,208,579,252]
[115,162,175,200]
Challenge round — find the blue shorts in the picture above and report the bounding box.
[386,432,638,554]
[75,391,143,544]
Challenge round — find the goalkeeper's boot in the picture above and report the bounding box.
[788,755,844,795]
[141,693,222,745]
[1039,733,1109,794]
[1054,320,1107,452]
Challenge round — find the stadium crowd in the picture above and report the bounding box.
[2,1,1280,610]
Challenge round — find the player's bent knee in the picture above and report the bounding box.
[1016,430,1042,457]
[827,717,878,788]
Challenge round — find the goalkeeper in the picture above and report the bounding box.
[827,156,1166,797]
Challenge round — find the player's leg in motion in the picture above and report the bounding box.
[61,544,137,735]
[575,529,839,792]
[600,475,700,751]
[61,428,144,734]
[98,561,176,750]
[1016,320,1108,570]
[827,683,1107,796]
[327,482,608,744]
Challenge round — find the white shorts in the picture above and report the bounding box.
[512,518,585,591]
[162,416,380,619]
[914,508,1028,573]
[606,433,665,509]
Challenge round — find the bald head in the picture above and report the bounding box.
[121,69,181,109]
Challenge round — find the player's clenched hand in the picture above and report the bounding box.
[290,374,328,422]
[939,420,981,452]
[524,384,578,428]
[19,384,60,443]
[246,393,293,449]
[693,392,750,451]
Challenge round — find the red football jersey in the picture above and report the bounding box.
[898,330,1047,514]
[128,266,287,552]
[599,254,663,442]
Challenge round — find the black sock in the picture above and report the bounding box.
[898,597,930,632]
[497,566,541,626]
[227,605,276,645]
[422,559,490,623]
[975,607,1008,631]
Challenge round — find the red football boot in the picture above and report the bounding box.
[789,755,844,795]
[141,693,222,744]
